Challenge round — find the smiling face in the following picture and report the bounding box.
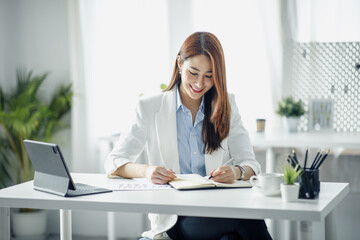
[178,54,214,107]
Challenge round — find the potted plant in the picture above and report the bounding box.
[280,164,303,202]
[276,96,305,132]
[0,68,72,238]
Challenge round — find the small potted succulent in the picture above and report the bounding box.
[280,164,303,202]
[276,96,305,132]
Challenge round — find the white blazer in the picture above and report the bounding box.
[104,87,261,239]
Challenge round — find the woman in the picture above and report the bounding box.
[105,32,272,240]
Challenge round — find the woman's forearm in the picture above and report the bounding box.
[112,162,149,178]
[112,162,177,184]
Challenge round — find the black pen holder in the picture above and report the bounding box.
[298,168,320,199]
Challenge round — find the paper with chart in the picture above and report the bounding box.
[107,177,172,191]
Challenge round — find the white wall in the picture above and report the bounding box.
[0,1,6,84]
[0,0,70,95]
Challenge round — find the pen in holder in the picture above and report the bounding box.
[288,148,328,199]
[298,168,320,199]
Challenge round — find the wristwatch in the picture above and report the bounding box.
[235,165,245,180]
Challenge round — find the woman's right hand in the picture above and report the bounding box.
[145,165,176,185]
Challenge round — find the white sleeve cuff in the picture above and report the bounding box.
[239,160,261,175]
[104,157,131,175]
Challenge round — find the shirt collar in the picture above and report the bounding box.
[176,84,183,111]
[176,84,205,113]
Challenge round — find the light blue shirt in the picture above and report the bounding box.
[176,85,206,176]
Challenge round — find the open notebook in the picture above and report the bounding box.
[169,174,252,190]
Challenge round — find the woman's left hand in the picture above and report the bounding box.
[209,166,238,183]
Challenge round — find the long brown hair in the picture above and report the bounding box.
[165,32,230,154]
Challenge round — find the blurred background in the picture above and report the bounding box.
[0,0,359,239]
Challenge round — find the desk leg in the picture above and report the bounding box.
[60,209,72,240]
[265,147,276,237]
[286,220,298,240]
[107,212,116,240]
[266,147,276,173]
[0,207,10,240]
[325,209,337,240]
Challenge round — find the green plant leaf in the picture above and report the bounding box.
[282,164,303,184]
[0,138,17,188]
[276,96,305,117]
[160,83,167,90]
[0,86,5,111]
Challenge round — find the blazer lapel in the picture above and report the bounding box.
[155,89,180,173]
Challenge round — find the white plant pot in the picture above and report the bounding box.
[283,117,299,132]
[281,183,300,202]
[11,209,47,239]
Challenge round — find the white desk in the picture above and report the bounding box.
[0,173,349,240]
[249,131,360,172]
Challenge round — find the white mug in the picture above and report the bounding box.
[250,173,283,191]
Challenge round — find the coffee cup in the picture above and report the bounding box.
[250,173,283,191]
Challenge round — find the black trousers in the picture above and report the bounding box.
[167,216,272,240]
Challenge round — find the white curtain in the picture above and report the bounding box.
[68,0,170,172]
[284,0,360,42]
[258,0,284,133]
[67,0,90,172]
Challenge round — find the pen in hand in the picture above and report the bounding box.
[208,158,234,180]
